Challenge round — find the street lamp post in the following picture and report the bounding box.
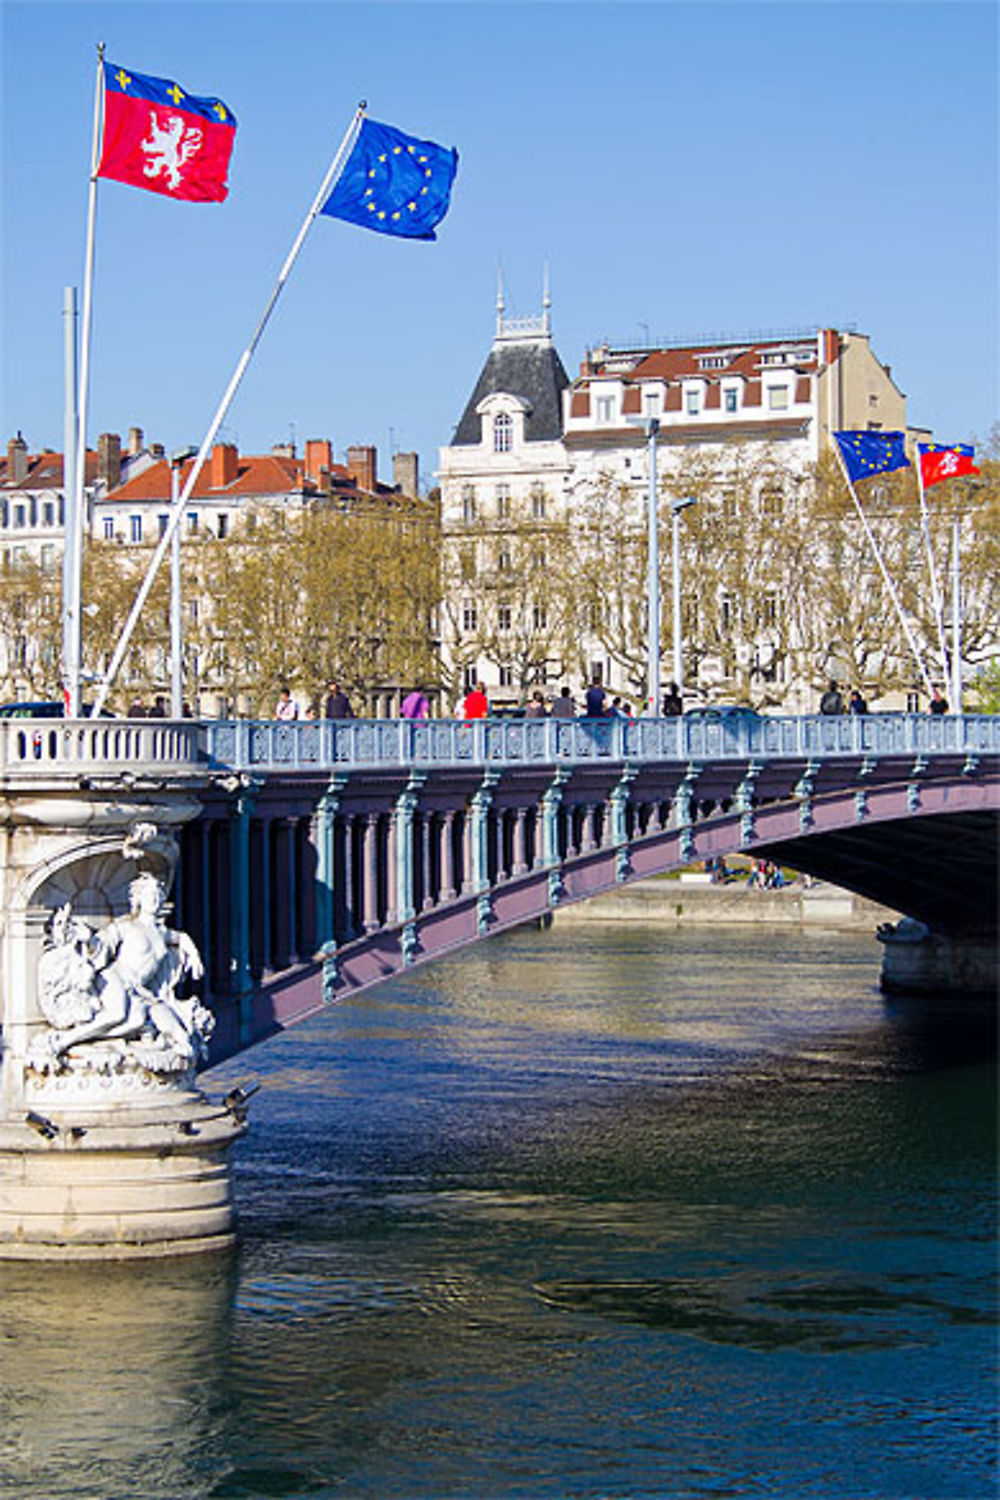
[169,448,197,718]
[670,496,697,696]
[628,417,661,715]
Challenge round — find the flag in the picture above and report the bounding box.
[918,443,980,488]
[321,118,458,240]
[834,430,910,484]
[97,61,237,203]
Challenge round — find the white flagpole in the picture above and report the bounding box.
[67,41,106,718]
[833,444,935,699]
[91,102,368,718]
[914,453,949,681]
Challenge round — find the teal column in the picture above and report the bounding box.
[315,775,348,950]
[229,783,256,1045]
[537,768,569,905]
[465,771,498,931]
[607,766,636,882]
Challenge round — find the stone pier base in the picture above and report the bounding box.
[877,918,999,1000]
[0,1091,246,1260]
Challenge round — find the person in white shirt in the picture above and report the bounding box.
[275,686,298,720]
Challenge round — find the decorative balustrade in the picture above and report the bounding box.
[203,713,1000,774]
[0,718,203,773]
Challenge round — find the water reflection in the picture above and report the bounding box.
[0,1254,237,1500]
[2,922,995,1500]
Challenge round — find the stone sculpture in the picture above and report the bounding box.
[29,869,213,1079]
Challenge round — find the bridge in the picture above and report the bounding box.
[0,711,996,1259]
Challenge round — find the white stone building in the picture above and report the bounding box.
[438,309,922,709]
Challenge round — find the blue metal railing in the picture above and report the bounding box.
[202,713,1000,775]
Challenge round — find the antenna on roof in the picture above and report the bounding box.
[542,264,551,334]
[496,264,506,337]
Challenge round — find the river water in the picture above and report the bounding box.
[1,922,995,1500]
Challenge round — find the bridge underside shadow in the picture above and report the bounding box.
[206,783,997,1064]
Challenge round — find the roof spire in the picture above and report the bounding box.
[496,265,505,338]
[542,264,551,334]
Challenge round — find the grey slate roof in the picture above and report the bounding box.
[452,339,570,446]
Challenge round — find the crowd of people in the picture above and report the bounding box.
[819,678,950,716]
[261,674,955,722]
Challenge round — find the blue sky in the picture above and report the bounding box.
[2,1,997,490]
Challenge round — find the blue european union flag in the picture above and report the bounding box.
[834,430,911,484]
[321,118,458,240]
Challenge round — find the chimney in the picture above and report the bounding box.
[346,444,376,493]
[128,426,144,456]
[210,442,239,488]
[150,443,165,459]
[97,432,121,490]
[392,451,419,497]
[6,432,28,485]
[305,438,333,485]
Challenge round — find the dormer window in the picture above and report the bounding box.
[493,413,513,453]
[768,386,789,410]
[596,395,614,424]
[686,390,701,416]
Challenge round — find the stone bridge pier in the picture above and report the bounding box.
[0,721,244,1259]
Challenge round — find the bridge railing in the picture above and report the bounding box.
[202,713,1000,773]
[0,718,202,772]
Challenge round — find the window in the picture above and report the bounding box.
[761,486,783,520]
[768,386,789,410]
[532,543,547,572]
[42,502,55,526]
[531,486,546,519]
[493,413,513,452]
[496,485,511,520]
[463,663,478,690]
[721,488,738,521]
[103,517,114,541]
[644,391,660,417]
[533,603,547,630]
[499,664,514,687]
[158,514,169,538]
[459,546,476,582]
[720,595,733,633]
[461,485,477,522]
[497,546,512,572]
[130,515,143,543]
[589,661,604,684]
[40,544,55,572]
[217,514,229,539]
[188,599,199,622]
[596,395,614,424]
[187,512,199,534]
[724,387,739,413]
[763,594,779,627]
[462,600,478,633]
[685,390,700,416]
[498,604,512,631]
[13,504,25,529]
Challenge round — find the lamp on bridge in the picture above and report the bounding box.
[627,416,662,715]
[670,495,697,698]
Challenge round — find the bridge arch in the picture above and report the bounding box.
[181,757,997,1063]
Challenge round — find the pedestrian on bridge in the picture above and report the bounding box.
[661,682,683,716]
[550,686,575,718]
[819,680,844,715]
[401,687,430,720]
[275,687,298,720]
[324,681,355,719]
[929,685,949,715]
[525,691,547,718]
[849,688,868,715]
[463,682,489,719]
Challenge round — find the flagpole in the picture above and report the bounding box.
[914,454,949,682]
[832,445,935,699]
[67,41,105,718]
[91,101,368,718]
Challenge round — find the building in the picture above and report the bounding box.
[438,305,926,710]
[0,430,422,708]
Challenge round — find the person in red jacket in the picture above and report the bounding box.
[462,682,489,719]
